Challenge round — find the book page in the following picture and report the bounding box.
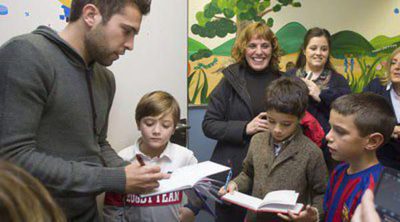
[222,191,304,214]
[258,203,304,214]
[261,190,298,206]
[222,191,263,211]
[141,161,230,197]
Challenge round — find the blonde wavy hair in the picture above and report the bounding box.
[231,22,281,71]
[380,47,400,86]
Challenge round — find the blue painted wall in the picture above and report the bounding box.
[187,106,216,162]
[187,106,217,222]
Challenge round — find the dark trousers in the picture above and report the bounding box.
[215,202,246,222]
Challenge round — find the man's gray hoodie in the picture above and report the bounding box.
[0,26,126,221]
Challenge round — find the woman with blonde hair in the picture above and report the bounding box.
[0,161,66,222]
[363,47,400,170]
[202,22,281,222]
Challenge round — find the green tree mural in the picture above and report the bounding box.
[191,0,302,39]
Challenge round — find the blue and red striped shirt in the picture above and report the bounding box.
[323,163,383,222]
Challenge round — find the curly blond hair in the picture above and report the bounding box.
[231,22,280,71]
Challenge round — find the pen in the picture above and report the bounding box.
[136,154,145,166]
[224,160,233,190]
[224,169,232,190]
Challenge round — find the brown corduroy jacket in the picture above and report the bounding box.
[233,128,328,222]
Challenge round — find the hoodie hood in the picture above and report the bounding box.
[32,26,88,69]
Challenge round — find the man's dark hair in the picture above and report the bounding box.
[265,77,309,118]
[69,0,151,23]
[331,93,397,143]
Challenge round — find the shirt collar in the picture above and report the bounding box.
[268,127,300,150]
[386,82,392,91]
[133,138,173,161]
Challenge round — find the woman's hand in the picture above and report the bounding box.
[246,112,269,136]
[392,125,400,140]
[351,189,381,222]
[302,78,321,102]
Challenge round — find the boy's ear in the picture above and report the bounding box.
[364,132,384,151]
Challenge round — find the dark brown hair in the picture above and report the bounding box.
[265,77,309,118]
[69,0,151,23]
[331,93,396,143]
[295,27,336,72]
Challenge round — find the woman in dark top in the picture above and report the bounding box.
[363,47,400,170]
[202,22,281,222]
[285,27,351,170]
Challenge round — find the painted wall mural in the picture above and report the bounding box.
[0,4,9,15]
[0,1,70,20]
[57,0,71,20]
[188,0,400,105]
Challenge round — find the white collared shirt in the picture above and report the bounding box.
[118,139,198,173]
[389,86,400,123]
[104,139,198,222]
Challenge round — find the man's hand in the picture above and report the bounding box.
[246,112,269,136]
[277,205,318,222]
[218,181,238,196]
[179,207,196,222]
[124,162,170,193]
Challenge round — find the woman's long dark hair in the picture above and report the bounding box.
[295,27,336,72]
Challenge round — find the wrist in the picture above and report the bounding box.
[184,203,200,215]
[312,207,319,222]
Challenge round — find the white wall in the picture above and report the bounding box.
[108,0,188,150]
[0,0,187,151]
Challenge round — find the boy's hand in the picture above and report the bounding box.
[179,207,196,222]
[246,112,269,135]
[392,125,400,140]
[277,205,318,222]
[124,162,170,193]
[218,181,238,196]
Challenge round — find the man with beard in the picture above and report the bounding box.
[0,0,169,221]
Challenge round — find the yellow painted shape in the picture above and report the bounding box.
[57,0,71,8]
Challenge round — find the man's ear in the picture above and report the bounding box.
[81,4,102,28]
[365,132,384,151]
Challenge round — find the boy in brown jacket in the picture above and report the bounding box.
[219,77,328,222]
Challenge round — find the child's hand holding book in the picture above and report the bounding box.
[277,205,319,222]
[218,181,238,196]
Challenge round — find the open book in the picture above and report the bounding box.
[222,190,304,214]
[140,161,230,198]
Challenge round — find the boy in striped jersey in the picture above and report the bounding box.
[323,93,396,222]
[296,93,396,222]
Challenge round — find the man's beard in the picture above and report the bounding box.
[84,25,114,66]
